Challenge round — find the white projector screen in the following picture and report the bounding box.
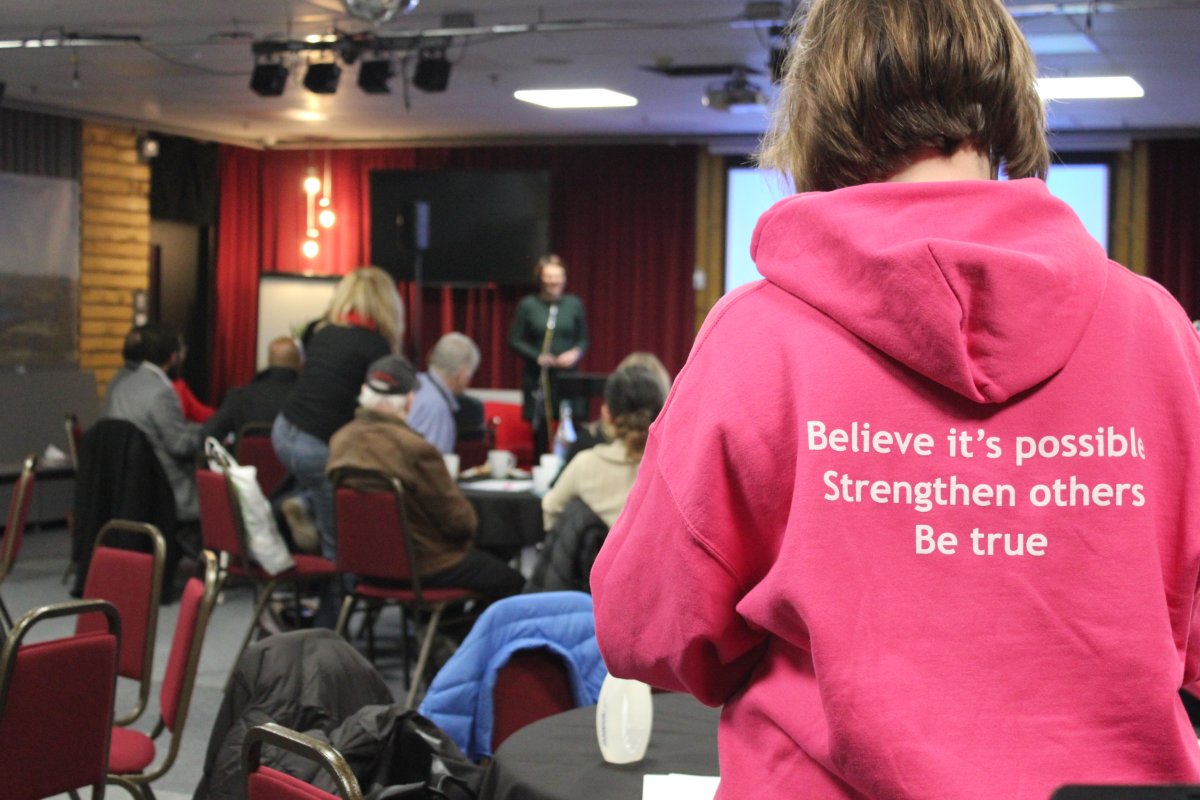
[255,273,340,370]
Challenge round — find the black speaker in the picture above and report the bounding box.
[250,64,288,96]
[0,81,6,106]
[413,54,451,93]
[396,201,430,252]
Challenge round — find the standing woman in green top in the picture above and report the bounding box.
[507,254,589,456]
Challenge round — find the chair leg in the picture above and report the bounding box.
[406,603,447,710]
[227,579,277,689]
[108,774,151,799]
[335,593,357,636]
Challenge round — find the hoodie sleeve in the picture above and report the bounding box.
[591,440,768,706]
[591,285,787,706]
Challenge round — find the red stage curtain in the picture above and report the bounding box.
[211,144,698,400]
[1146,139,1200,319]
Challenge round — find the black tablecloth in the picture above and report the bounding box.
[462,485,545,561]
[481,692,720,800]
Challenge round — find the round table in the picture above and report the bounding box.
[460,484,545,561]
[480,692,720,800]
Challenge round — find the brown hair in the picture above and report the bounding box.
[758,0,1049,191]
[533,253,566,284]
[604,365,667,462]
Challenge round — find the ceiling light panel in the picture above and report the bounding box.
[514,89,638,109]
[1037,76,1144,100]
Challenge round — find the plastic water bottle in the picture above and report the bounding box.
[553,399,576,460]
[595,673,654,764]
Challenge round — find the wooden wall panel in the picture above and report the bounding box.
[694,151,726,332]
[80,123,150,394]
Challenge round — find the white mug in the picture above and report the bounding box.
[442,453,460,481]
[531,465,552,494]
[487,449,516,478]
[539,453,563,477]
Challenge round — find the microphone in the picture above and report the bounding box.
[547,304,559,331]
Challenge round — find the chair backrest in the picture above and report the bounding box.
[160,550,220,739]
[0,599,120,800]
[491,647,576,751]
[482,401,535,466]
[77,520,165,726]
[333,469,422,589]
[65,412,84,469]
[0,455,37,583]
[243,722,364,800]
[198,468,249,559]
[236,423,288,499]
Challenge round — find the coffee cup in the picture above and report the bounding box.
[487,449,517,478]
[532,465,553,494]
[539,453,563,477]
[442,453,460,481]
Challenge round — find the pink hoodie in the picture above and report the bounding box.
[592,178,1200,799]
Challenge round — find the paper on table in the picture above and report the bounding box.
[643,773,720,800]
[465,478,535,492]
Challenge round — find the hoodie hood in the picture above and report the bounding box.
[751,178,1108,404]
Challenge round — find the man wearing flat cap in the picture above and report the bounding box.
[326,354,524,600]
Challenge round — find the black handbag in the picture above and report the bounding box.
[318,705,485,800]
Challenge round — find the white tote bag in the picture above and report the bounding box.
[204,437,294,576]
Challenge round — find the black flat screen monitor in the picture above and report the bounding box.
[369,169,551,285]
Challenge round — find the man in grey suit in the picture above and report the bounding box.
[105,323,204,525]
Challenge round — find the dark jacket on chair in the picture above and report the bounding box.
[192,629,393,800]
[524,497,608,594]
[71,418,178,596]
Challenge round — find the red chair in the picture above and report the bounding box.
[77,520,166,726]
[197,468,338,665]
[236,422,288,499]
[0,598,121,800]
[243,722,364,800]
[333,469,479,709]
[491,647,575,752]
[107,550,221,799]
[482,401,535,467]
[0,454,37,633]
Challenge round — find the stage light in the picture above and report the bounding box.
[250,63,289,96]
[302,238,320,259]
[413,48,451,93]
[319,208,336,228]
[357,59,394,93]
[303,62,341,94]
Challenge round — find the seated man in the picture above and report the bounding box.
[406,332,481,454]
[104,323,204,553]
[203,335,302,443]
[326,354,523,600]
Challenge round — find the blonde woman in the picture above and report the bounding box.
[272,266,404,563]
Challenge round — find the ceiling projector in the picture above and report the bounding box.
[702,73,767,112]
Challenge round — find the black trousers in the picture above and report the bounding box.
[423,549,525,599]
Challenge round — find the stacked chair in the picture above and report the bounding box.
[243,722,364,800]
[106,550,221,798]
[0,454,37,633]
[0,599,121,800]
[77,520,166,725]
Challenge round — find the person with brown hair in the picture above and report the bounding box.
[541,364,665,531]
[592,0,1200,796]
[507,253,589,455]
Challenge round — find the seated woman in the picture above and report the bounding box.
[565,351,671,464]
[542,364,666,531]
